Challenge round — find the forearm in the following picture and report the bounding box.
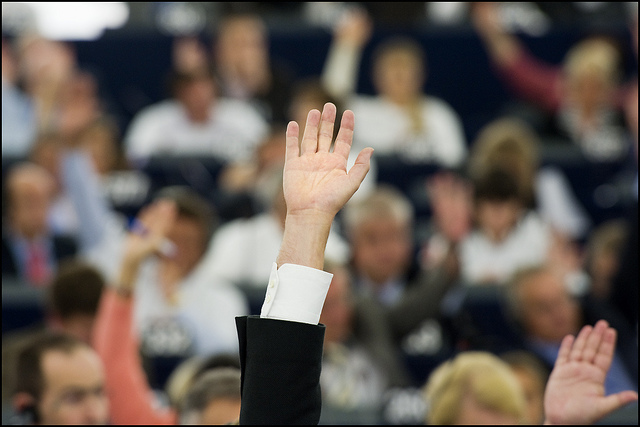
[321,40,362,100]
[276,212,333,270]
[60,149,112,250]
[93,289,176,425]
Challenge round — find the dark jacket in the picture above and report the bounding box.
[235,316,325,425]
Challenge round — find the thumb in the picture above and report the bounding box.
[347,147,373,189]
[594,391,639,421]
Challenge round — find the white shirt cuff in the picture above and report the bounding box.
[260,263,333,325]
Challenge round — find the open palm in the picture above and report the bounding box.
[283,103,373,220]
[544,320,638,424]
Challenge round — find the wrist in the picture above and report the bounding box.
[276,213,333,270]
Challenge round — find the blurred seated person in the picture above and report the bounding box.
[341,184,417,306]
[2,258,106,413]
[123,65,268,165]
[458,167,552,285]
[211,11,296,126]
[10,330,110,425]
[2,161,77,287]
[59,146,249,358]
[468,116,592,242]
[318,260,412,415]
[505,264,638,396]
[342,184,458,346]
[422,351,527,424]
[322,8,468,167]
[93,198,242,425]
[499,350,550,425]
[472,2,632,163]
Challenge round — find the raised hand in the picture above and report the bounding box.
[117,199,177,294]
[283,102,373,221]
[543,320,638,425]
[277,102,373,269]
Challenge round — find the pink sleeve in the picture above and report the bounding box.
[93,289,177,425]
[493,47,564,112]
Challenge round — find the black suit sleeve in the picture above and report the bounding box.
[235,315,325,425]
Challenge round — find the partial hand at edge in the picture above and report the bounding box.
[543,319,638,425]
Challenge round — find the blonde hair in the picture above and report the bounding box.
[423,351,526,425]
[468,117,540,208]
[563,36,621,88]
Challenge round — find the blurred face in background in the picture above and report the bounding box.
[163,216,208,276]
[351,216,413,286]
[37,347,109,424]
[373,48,425,105]
[215,16,269,94]
[175,73,216,123]
[516,269,581,343]
[8,165,55,239]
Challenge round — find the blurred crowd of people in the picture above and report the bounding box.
[2,2,638,425]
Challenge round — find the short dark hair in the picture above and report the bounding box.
[473,167,521,204]
[48,259,105,320]
[14,331,88,400]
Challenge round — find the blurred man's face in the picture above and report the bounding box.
[164,216,207,275]
[216,17,268,85]
[177,77,215,123]
[9,173,54,239]
[38,347,109,425]
[351,217,412,285]
[518,270,581,343]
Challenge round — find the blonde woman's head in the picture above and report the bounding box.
[423,351,526,425]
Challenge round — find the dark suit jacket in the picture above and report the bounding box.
[235,315,325,425]
[2,233,78,280]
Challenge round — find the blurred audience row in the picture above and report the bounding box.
[2,2,638,425]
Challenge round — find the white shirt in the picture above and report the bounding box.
[261,262,333,325]
[349,95,467,167]
[459,211,552,285]
[124,98,269,163]
[133,257,249,356]
[203,212,350,289]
